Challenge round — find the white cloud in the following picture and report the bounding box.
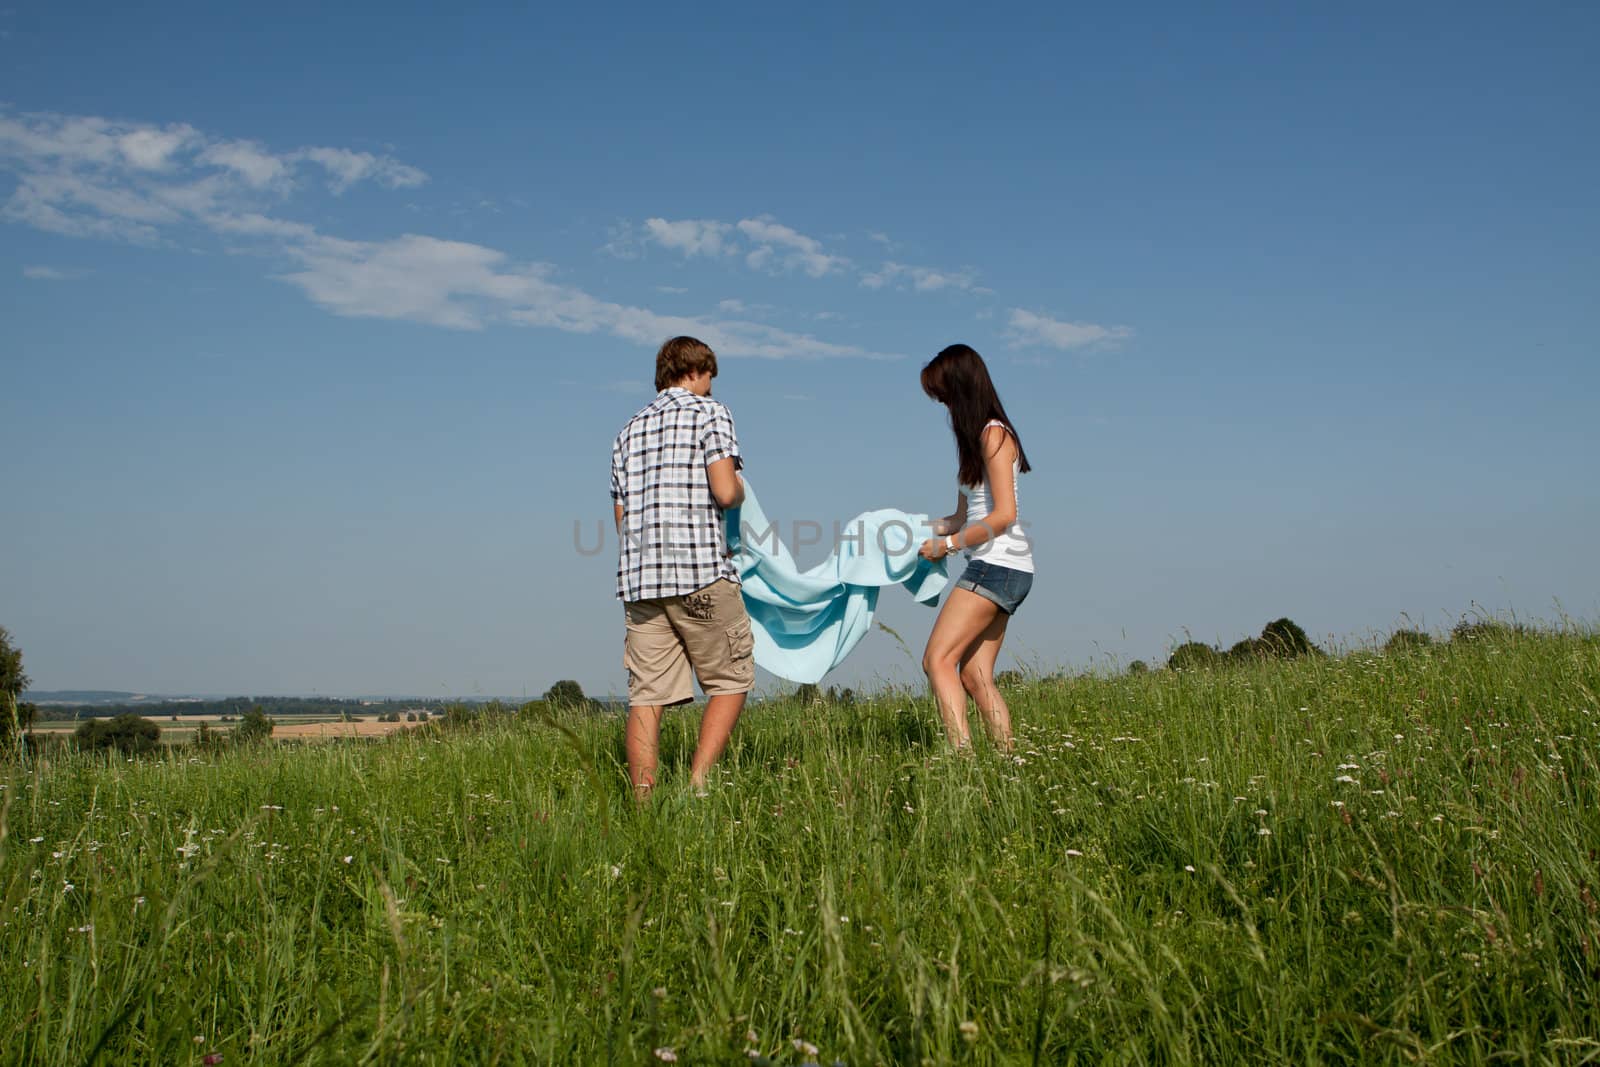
[638,213,991,297]
[717,298,746,313]
[116,124,200,170]
[1,109,893,362]
[278,230,897,359]
[0,109,430,243]
[655,285,688,294]
[22,265,89,280]
[735,216,849,277]
[297,146,427,193]
[1005,308,1132,351]
[602,220,641,260]
[638,213,848,277]
[643,217,733,257]
[862,260,980,293]
[199,140,288,188]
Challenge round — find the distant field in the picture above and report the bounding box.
[26,713,415,744]
[3,629,1597,1064]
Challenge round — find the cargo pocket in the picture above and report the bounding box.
[727,616,755,679]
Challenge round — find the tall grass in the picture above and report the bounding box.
[3,630,1598,1064]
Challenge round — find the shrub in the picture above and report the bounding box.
[235,708,275,743]
[1168,642,1220,670]
[1259,618,1319,658]
[1452,617,1525,643]
[1126,660,1149,675]
[75,714,161,756]
[441,703,479,729]
[543,681,589,710]
[1226,638,1265,663]
[1383,629,1433,654]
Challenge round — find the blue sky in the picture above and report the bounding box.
[3,3,1596,698]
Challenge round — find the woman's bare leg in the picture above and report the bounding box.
[922,588,1003,748]
[959,611,1013,751]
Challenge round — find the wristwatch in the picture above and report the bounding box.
[945,535,959,555]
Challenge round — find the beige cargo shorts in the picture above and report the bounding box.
[623,578,755,706]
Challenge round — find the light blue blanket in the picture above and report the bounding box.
[726,482,948,684]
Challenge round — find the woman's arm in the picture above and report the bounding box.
[920,427,1017,559]
[930,490,967,536]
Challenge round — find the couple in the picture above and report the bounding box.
[610,336,1034,798]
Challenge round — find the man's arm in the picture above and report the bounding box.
[700,403,744,510]
[707,457,744,510]
[614,502,624,533]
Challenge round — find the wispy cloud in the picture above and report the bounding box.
[637,213,990,296]
[1005,308,1132,351]
[735,216,849,277]
[1,109,897,362]
[22,265,90,280]
[636,213,849,277]
[643,217,733,258]
[861,260,985,293]
[277,233,896,358]
[298,146,426,193]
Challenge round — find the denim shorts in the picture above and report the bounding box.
[954,558,1033,615]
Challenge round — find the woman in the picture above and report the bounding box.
[917,344,1034,751]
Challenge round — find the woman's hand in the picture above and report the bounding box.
[919,537,949,561]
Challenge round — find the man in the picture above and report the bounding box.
[611,336,753,799]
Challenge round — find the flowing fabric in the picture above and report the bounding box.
[726,482,948,684]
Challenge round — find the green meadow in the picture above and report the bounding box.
[3,628,1598,1065]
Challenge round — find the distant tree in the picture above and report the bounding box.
[543,680,588,709]
[1452,617,1522,643]
[1259,618,1319,658]
[235,706,275,743]
[795,683,822,706]
[442,703,478,729]
[417,710,429,722]
[193,720,224,751]
[1383,629,1433,654]
[76,714,161,756]
[1126,660,1149,675]
[1226,637,1264,663]
[406,711,418,722]
[1,625,33,747]
[1167,642,1220,671]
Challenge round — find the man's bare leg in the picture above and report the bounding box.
[626,704,664,801]
[688,692,747,791]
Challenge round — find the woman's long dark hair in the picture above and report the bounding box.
[921,343,1032,487]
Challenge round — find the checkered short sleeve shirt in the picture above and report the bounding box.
[611,387,743,602]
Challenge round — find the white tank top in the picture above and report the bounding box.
[960,420,1034,573]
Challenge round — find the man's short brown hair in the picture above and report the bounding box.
[655,336,718,391]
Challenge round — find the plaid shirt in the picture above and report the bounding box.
[611,388,743,602]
